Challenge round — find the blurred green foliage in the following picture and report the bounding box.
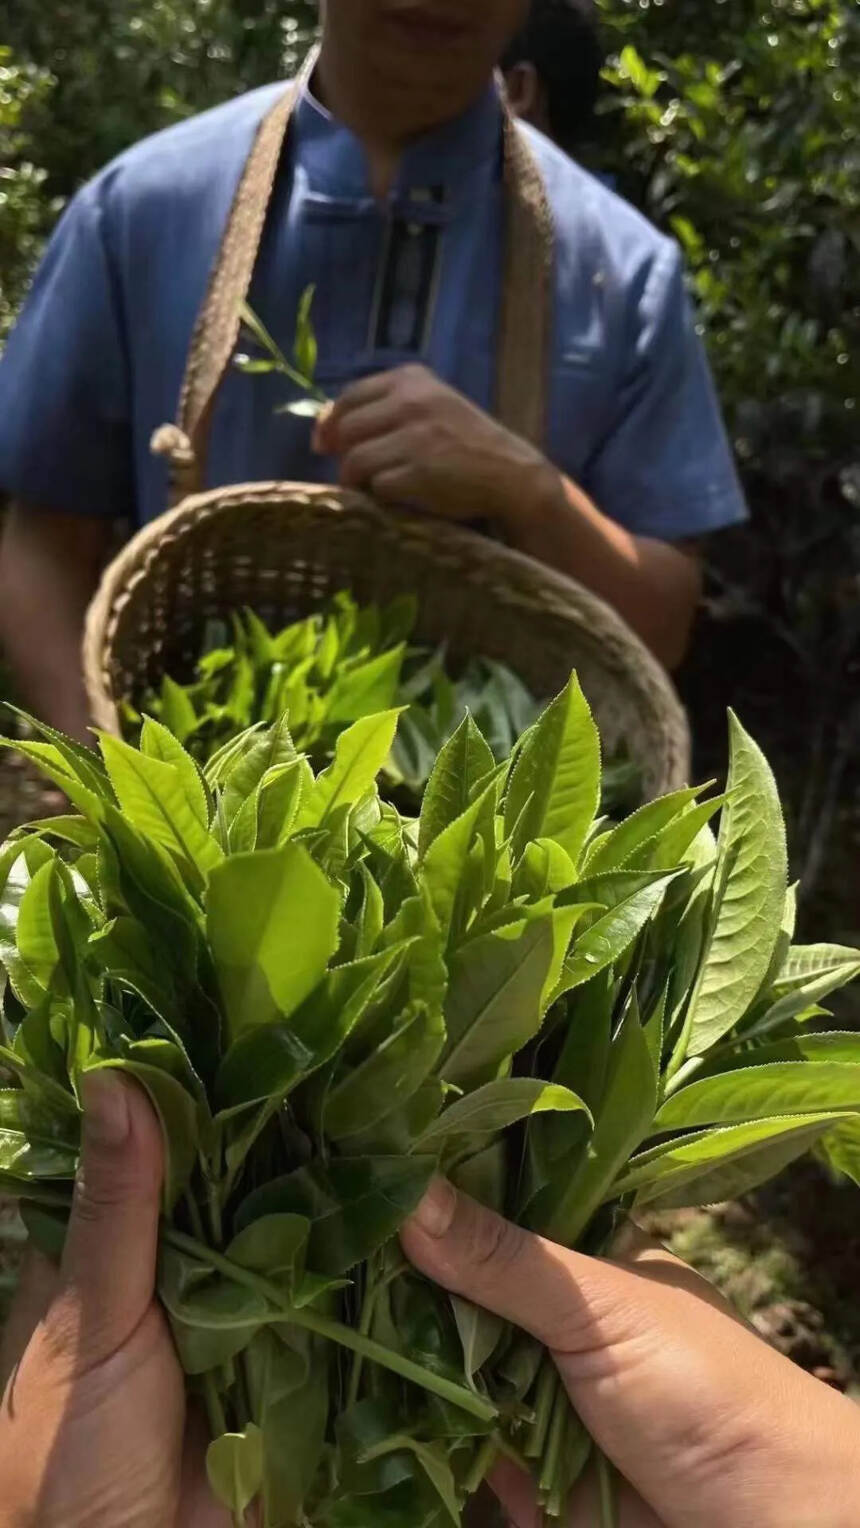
[0,1,316,331]
[594,1,859,914]
[599,0,858,473]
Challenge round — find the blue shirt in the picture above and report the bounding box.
[0,78,746,538]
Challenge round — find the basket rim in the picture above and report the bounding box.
[83,481,691,789]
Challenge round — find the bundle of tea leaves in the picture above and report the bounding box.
[1,680,858,1525]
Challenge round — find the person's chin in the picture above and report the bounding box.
[377,6,475,53]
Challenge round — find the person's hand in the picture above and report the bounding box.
[0,1073,229,1528]
[402,1179,860,1528]
[313,364,551,527]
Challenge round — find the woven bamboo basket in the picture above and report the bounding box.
[83,482,690,801]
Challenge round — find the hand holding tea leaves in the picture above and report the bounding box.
[313,362,550,527]
[0,1072,223,1528]
[5,1108,859,1528]
[0,682,858,1525]
[403,1182,860,1528]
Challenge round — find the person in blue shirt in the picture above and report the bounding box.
[0,0,746,742]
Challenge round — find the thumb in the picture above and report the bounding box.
[58,1070,164,1362]
[400,1177,625,1361]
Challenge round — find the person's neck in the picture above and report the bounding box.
[314,41,409,198]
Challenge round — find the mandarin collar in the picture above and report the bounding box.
[291,75,503,200]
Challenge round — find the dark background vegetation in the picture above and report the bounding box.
[0,0,858,1373]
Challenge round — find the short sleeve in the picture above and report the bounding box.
[0,180,133,517]
[583,243,747,541]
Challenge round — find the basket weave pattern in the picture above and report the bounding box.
[84,484,690,801]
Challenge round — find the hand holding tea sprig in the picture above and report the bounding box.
[0,1074,232,1528]
[403,1179,860,1528]
[235,288,699,667]
[2,1082,859,1528]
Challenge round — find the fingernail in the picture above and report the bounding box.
[82,1070,131,1148]
[410,1177,457,1239]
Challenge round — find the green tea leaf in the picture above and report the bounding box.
[300,711,401,826]
[262,1353,328,1523]
[226,1213,309,1289]
[0,1127,77,1179]
[613,1113,846,1210]
[15,859,61,1001]
[339,1077,445,1157]
[221,716,297,825]
[776,943,860,988]
[159,1246,267,1373]
[524,974,613,1206]
[140,716,208,826]
[234,1156,436,1275]
[584,787,702,874]
[255,759,311,849]
[327,648,406,725]
[504,674,600,863]
[206,1425,264,1516]
[294,283,318,381]
[415,1079,590,1152]
[6,711,110,800]
[442,905,579,1091]
[89,915,177,1021]
[99,733,222,881]
[643,795,729,871]
[0,738,107,821]
[682,715,788,1059]
[655,1061,860,1132]
[419,716,495,859]
[421,782,500,938]
[450,1294,504,1388]
[360,1436,460,1525]
[749,944,860,1036]
[556,875,675,995]
[216,944,407,1113]
[821,1116,860,1187]
[207,843,341,1039]
[325,1003,446,1142]
[155,676,199,743]
[511,838,577,901]
[532,1004,658,1245]
[705,1031,860,1073]
[355,863,385,959]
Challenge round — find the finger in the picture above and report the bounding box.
[339,433,410,492]
[317,372,395,450]
[58,1070,164,1362]
[488,1456,541,1527]
[401,1178,620,1356]
[322,398,404,456]
[0,1249,58,1390]
[369,465,422,508]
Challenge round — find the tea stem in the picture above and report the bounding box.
[463,1436,497,1496]
[164,1226,497,1423]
